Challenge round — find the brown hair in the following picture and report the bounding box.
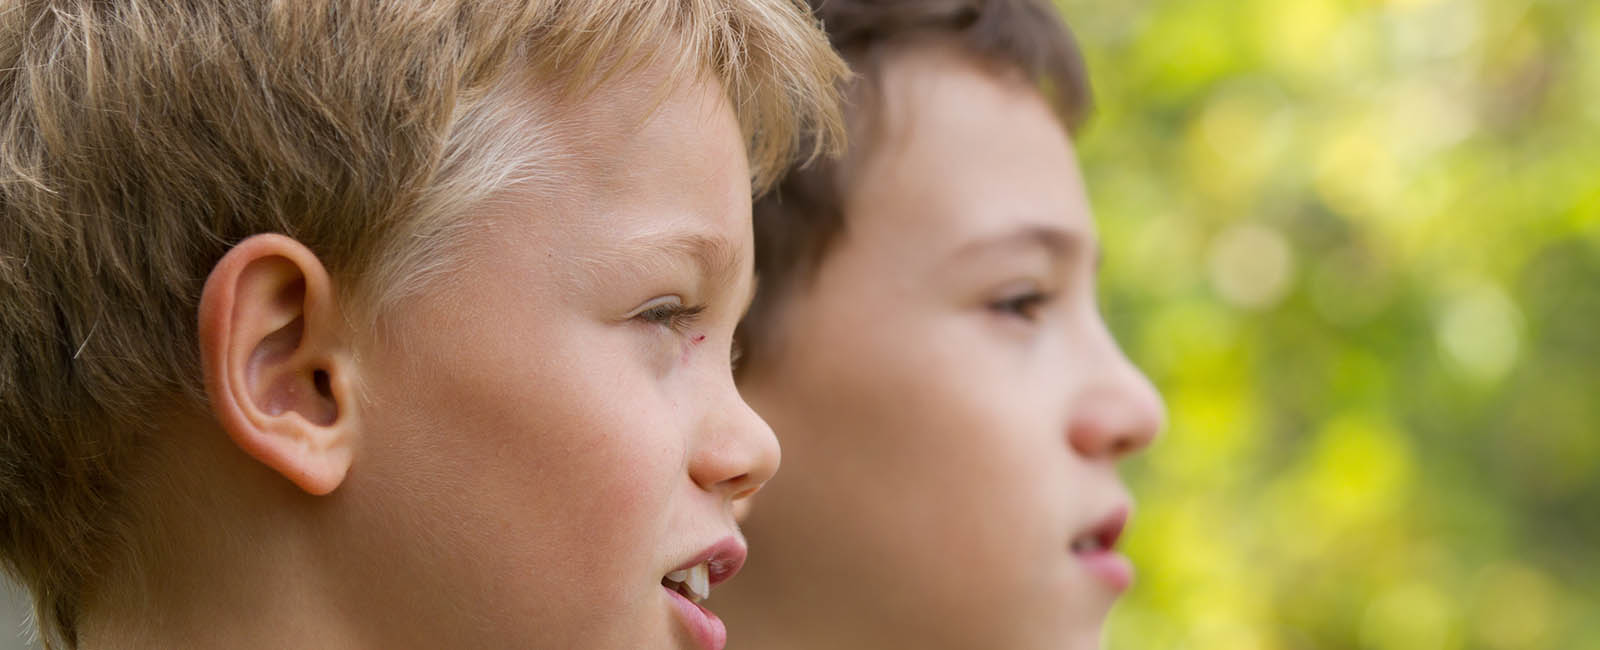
[0,1,844,645]
[737,0,1093,368]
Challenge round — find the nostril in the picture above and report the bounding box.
[313,369,332,398]
[720,472,754,494]
[1110,438,1131,456]
[729,478,761,500]
[1110,435,1145,458]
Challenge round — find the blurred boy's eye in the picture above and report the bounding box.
[633,297,706,333]
[988,290,1051,322]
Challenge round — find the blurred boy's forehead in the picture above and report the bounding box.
[869,42,1038,148]
[849,50,1079,205]
[835,47,1100,276]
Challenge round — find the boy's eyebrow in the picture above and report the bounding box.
[948,223,1102,271]
[608,231,745,287]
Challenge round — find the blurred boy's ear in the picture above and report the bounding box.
[198,234,359,495]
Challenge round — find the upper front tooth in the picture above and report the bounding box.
[687,563,710,601]
[665,569,690,584]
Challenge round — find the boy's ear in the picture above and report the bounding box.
[198,234,359,496]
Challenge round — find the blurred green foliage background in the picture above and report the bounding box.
[1055,0,1600,647]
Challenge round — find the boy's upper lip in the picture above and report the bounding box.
[671,536,747,587]
[1070,503,1131,552]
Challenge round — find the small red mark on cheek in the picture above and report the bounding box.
[681,333,706,364]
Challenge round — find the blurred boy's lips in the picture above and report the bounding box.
[1069,504,1134,592]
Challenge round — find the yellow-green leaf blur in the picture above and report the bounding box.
[1055,0,1600,647]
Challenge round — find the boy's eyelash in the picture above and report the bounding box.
[635,302,706,332]
[989,291,1052,321]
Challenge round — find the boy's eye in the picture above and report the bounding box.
[988,291,1051,321]
[633,297,706,333]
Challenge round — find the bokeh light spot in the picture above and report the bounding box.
[1208,223,1295,309]
[1470,564,1557,649]
[1361,581,1461,650]
[1436,282,1523,382]
[1300,412,1415,529]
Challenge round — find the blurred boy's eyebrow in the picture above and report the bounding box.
[950,224,1102,271]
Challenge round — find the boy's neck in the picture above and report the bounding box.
[80,562,358,650]
[76,418,361,650]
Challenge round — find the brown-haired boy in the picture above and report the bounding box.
[0,1,844,648]
[714,1,1165,648]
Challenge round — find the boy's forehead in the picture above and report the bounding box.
[878,48,1051,152]
[467,66,750,273]
[848,41,1027,154]
[540,67,739,193]
[839,49,1098,266]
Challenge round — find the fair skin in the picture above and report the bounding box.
[79,68,774,650]
[713,44,1165,650]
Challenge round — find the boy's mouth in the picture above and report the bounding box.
[1069,507,1125,554]
[662,562,712,602]
[661,536,746,599]
[662,538,745,650]
[1069,505,1134,592]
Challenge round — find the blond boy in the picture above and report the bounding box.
[0,2,843,648]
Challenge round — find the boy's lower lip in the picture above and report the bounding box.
[665,585,727,650]
[1076,549,1134,592]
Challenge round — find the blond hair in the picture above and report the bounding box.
[0,0,845,645]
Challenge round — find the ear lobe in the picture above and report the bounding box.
[199,234,358,496]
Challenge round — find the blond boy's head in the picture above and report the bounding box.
[1,1,843,646]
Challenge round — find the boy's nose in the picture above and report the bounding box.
[1066,341,1165,461]
[689,387,781,501]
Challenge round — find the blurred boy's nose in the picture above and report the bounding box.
[1067,341,1166,462]
[691,386,781,502]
